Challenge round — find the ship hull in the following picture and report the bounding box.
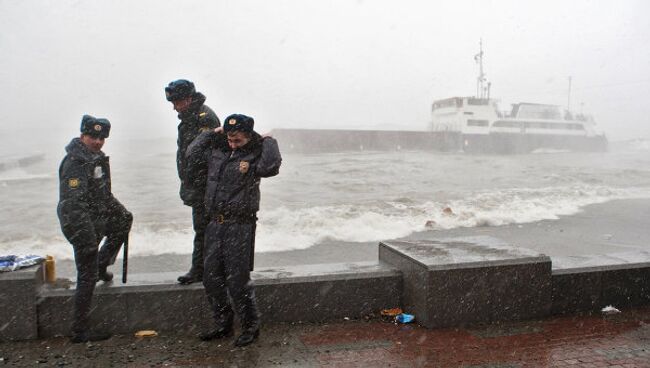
[269,129,607,154]
[463,133,608,154]
[271,129,461,153]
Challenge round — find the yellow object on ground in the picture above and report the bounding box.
[135,330,158,338]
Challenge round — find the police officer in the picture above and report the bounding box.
[57,115,133,343]
[186,114,281,347]
[165,79,221,285]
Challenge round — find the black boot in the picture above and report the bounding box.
[234,327,259,347]
[177,271,202,285]
[70,330,112,343]
[98,268,113,282]
[199,325,233,341]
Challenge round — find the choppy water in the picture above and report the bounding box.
[1,138,649,260]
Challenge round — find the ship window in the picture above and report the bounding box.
[467,98,489,105]
[493,121,522,128]
[432,97,463,110]
[524,122,585,130]
[516,105,562,120]
[467,119,488,127]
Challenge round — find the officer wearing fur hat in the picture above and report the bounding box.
[186,114,281,347]
[57,115,133,343]
[165,79,221,285]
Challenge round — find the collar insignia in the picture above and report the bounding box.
[93,166,103,179]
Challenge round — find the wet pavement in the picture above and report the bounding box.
[2,307,650,367]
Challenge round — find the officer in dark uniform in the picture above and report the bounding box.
[165,79,221,285]
[57,115,133,343]
[186,114,281,347]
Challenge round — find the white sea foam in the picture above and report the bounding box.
[254,185,650,253]
[0,225,195,261]
[3,149,650,260]
[16,184,648,259]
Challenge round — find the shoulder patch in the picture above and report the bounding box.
[68,178,80,188]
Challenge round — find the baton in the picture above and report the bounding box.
[122,236,129,284]
[249,222,256,271]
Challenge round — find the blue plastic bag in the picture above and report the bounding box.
[396,313,415,323]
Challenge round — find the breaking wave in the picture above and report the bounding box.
[255,185,650,252]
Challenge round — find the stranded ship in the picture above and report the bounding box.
[429,42,607,153]
[271,42,608,154]
[429,98,607,153]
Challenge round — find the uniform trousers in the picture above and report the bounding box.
[203,219,260,330]
[63,200,132,334]
[189,204,208,276]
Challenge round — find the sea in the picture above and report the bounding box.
[1,137,649,260]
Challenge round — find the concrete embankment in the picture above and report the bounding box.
[3,239,650,341]
[1,199,649,341]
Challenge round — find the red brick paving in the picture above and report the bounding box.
[300,307,650,367]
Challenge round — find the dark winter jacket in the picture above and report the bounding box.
[186,131,282,219]
[57,138,114,245]
[176,92,220,206]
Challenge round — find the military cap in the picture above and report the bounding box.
[165,79,196,101]
[223,114,254,133]
[80,115,111,138]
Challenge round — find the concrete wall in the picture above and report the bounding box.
[379,239,553,328]
[552,263,650,315]
[36,262,401,338]
[0,264,43,341]
[2,241,650,341]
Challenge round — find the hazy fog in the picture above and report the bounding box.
[1,0,649,154]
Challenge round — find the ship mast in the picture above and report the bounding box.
[567,76,572,112]
[474,39,490,99]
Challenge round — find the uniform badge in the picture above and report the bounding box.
[229,118,237,125]
[239,161,250,174]
[94,124,102,131]
[93,166,103,179]
[68,178,80,188]
[199,112,207,118]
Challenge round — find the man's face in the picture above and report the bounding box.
[227,131,251,150]
[171,97,193,113]
[80,134,105,153]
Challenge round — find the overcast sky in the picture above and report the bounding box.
[1,0,649,152]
